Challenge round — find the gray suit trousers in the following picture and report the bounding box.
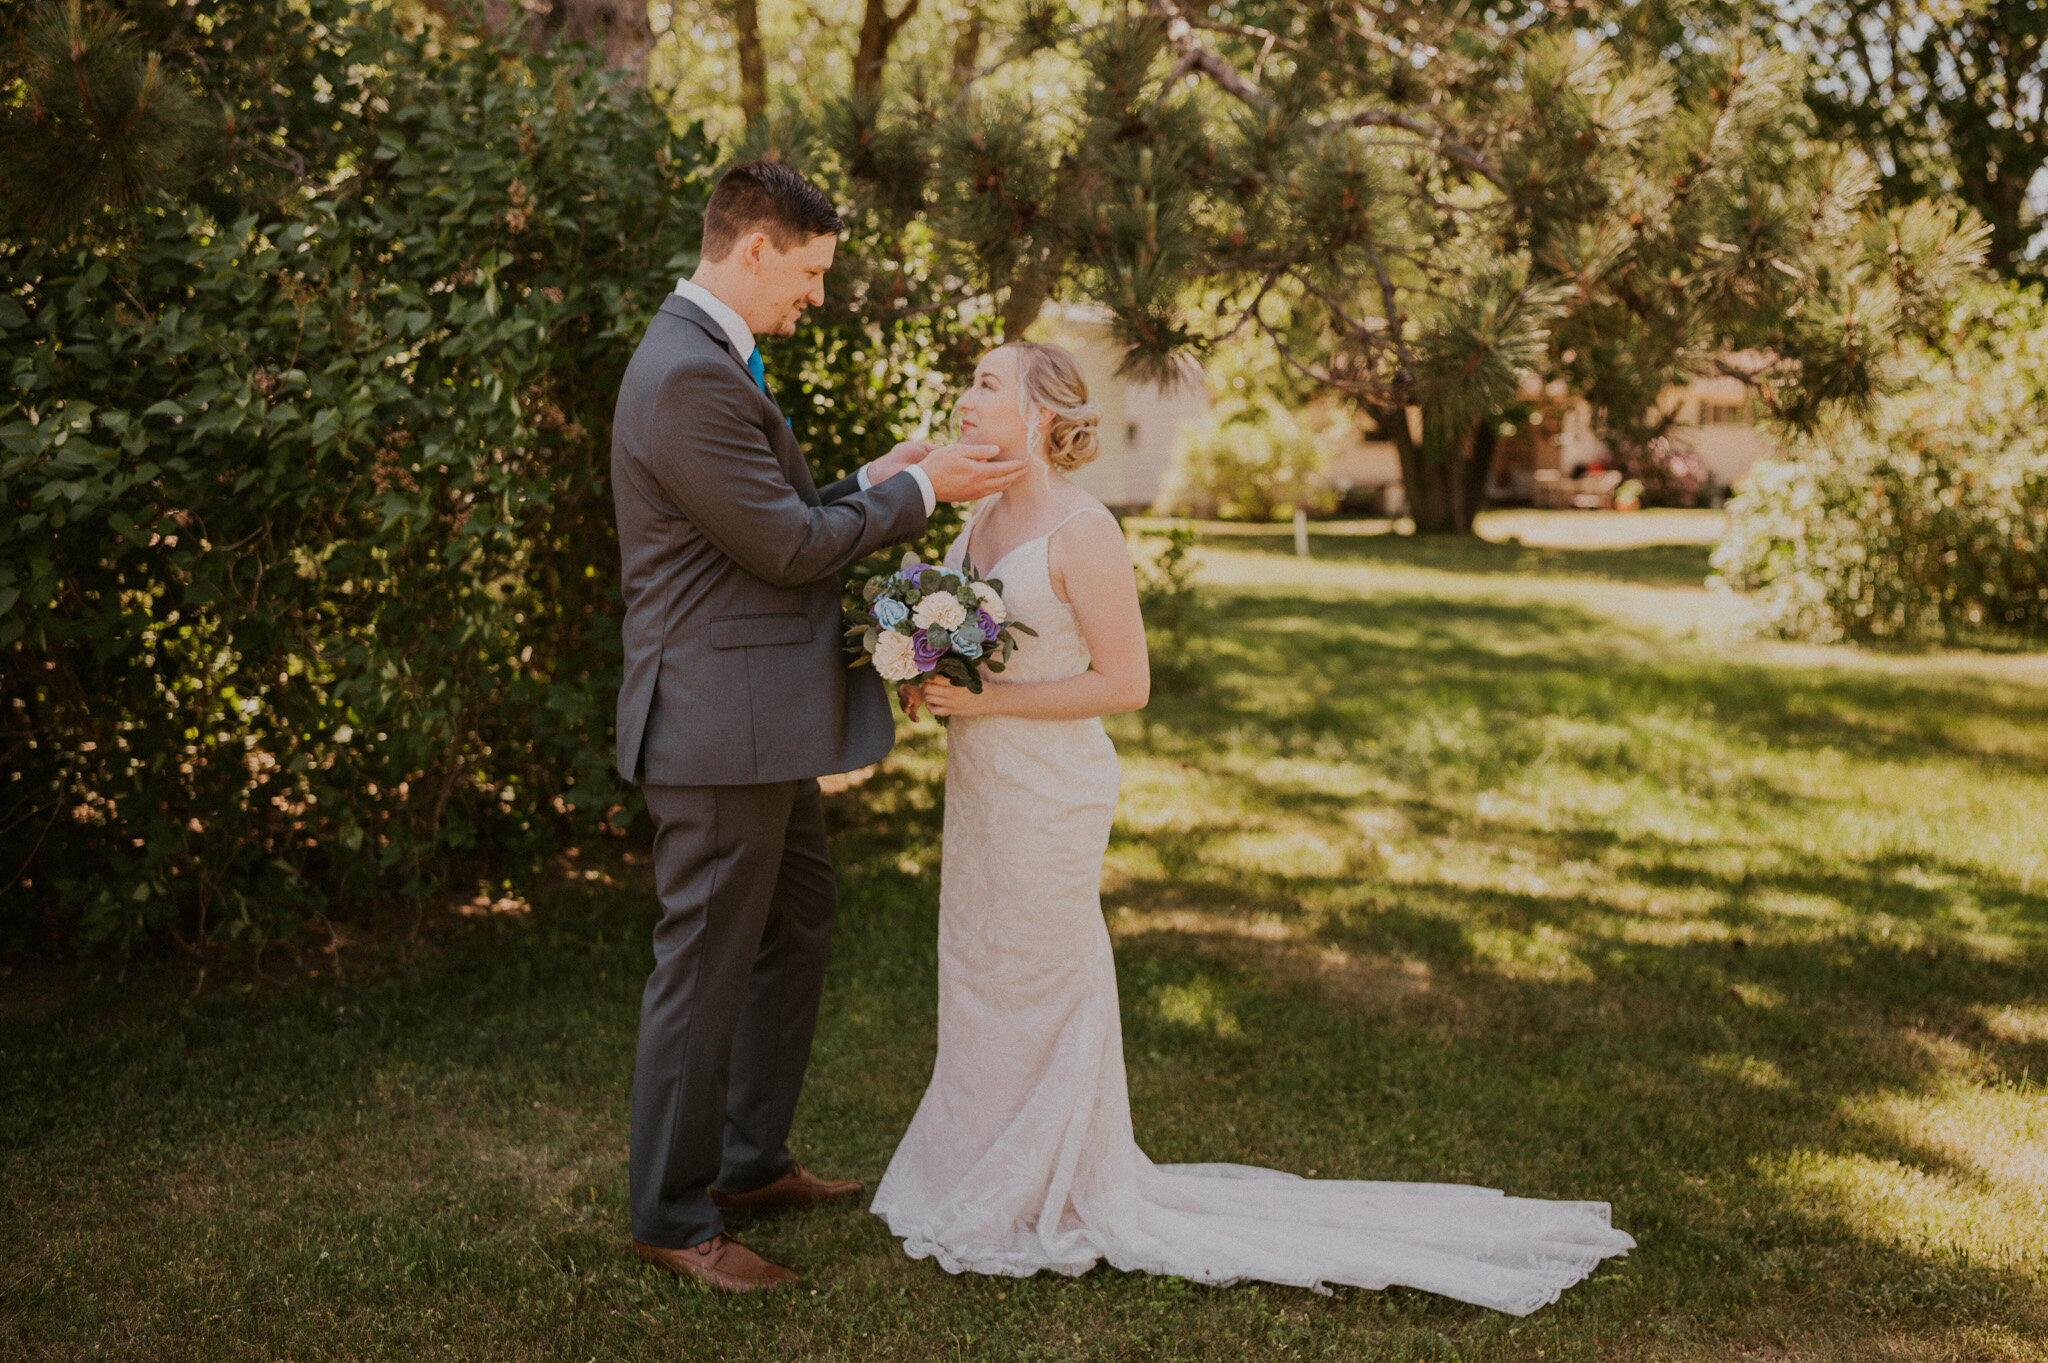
[629,778,836,1249]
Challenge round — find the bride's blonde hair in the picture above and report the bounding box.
[1002,342,1101,472]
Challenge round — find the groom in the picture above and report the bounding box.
[611,161,1022,1292]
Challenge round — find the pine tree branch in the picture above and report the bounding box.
[1209,265,1286,344]
[949,48,1032,114]
[1256,318,1378,401]
[1143,0,1505,189]
[1157,49,1200,101]
[1147,0,1276,111]
[1324,12,1427,65]
[1166,11,1380,92]
[1322,238,1420,387]
[1312,109,1506,190]
[158,0,204,58]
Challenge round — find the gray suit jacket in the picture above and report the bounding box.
[612,294,929,786]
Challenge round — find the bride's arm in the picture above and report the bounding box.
[922,513,1150,722]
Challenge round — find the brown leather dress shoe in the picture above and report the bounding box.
[631,1233,798,1293]
[709,1162,863,1214]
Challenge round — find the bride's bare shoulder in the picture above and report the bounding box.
[1047,495,1130,569]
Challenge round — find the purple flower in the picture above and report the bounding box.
[911,629,945,673]
[978,609,1001,642]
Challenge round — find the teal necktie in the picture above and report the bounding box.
[747,346,791,428]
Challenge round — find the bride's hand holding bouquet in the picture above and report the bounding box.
[845,551,1034,724]
[916,674,1000,720]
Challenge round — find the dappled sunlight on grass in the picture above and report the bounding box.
[1765,1075,2048,1273]
[6,529,2046,1360]
[1150,978,1245,1039]
[1092,531,2048,1350]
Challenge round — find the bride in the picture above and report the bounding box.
[868,341,1636,1314]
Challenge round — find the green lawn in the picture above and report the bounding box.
[7,526,2047,1361]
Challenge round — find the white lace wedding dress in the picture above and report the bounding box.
[869,507,1635,1314]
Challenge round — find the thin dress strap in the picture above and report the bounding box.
[1043,505,1119,540]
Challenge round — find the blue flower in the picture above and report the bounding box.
[873,596,909,628]
[949,626,985,658]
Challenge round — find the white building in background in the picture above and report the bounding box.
[1664,373,1777,491]
[1030,305,1210,512]
[1030,304,1777,513]
[1498,372,1778,508]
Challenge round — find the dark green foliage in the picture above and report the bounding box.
[1,6,982,957]
[0,2,987,953]
[0,0,391,243]
[1133,524,1201,693]
[1,6,720,954]
[0,0,218,240]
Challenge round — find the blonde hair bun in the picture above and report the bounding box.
[1005,341,1102,471]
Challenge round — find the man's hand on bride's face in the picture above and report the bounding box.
[921,442,1027,504]
[872,440,935,481]
[921,677,998,719]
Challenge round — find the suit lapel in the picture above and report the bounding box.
[661,294,756,387]
[660,294,817,504]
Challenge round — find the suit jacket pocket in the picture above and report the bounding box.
[708,612,814,649]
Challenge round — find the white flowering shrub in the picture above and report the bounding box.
[1712,286,2048,645]
[1153,397,1338,522]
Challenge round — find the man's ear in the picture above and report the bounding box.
[739,231,769,271]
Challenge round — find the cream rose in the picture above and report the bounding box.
[872,630,922,681]
[970,582,1007,623]
[912,593,968,632]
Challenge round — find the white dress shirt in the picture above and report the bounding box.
[673,278,934,515]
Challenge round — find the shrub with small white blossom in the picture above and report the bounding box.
[1712,285,2048,645]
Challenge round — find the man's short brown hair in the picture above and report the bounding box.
[700,161,844,261]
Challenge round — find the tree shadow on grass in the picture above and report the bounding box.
[6,575,2046,1359]
[1105,850,2048,1344]
[1135,592,2048,777]
[1208,528,1720,587]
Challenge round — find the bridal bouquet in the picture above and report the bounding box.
[845,552,1034,714]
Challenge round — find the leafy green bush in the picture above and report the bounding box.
[0,8,977,956]
[1152,397,1337,521]
[1,14,714,953]
[1132,525,1205,693]
[1711,285,2048,645]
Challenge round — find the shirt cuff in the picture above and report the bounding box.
[859,461,936,517]
[905,465,937,517]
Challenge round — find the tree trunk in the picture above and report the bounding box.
[854,0,922,99]
[1001,257,1057,341]
[1961,143,2045,278]
[473,0,653,86]
[950,11,984,87]
[727,0,766,123]
[1388,410,1494,535]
